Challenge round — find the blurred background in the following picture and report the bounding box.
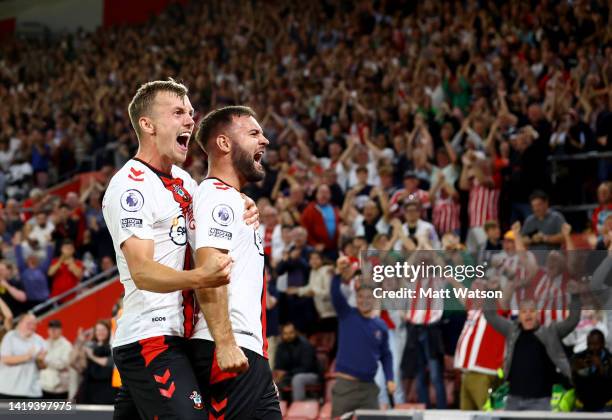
[0,0,611,418]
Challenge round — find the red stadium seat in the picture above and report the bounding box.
[286,400,319,420]
[317,401,332,420]
[309,332,336,352]
[279,400,288,417]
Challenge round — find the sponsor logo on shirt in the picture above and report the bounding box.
[152,317,166,322]
[208,227,232,240]
[121,218,143,228]
[169,215,187,245]
[120,189,144,212]
[212,204,234,226]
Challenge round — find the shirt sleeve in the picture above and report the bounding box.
[103,182,155,246]
[194,183,240,252]
[0,332,13,356]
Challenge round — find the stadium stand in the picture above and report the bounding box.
[0,0,611,417]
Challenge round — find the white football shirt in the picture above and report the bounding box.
[191,178,268,358]
[102,158,198,347]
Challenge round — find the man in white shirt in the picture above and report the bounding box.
[189,106,281,419]
[0,314,47,399]
[393,200,441,250]
[40,319,72,399]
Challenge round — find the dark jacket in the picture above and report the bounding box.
[484,294,581,380]
[274,336,319,377]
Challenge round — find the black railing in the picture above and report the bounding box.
[29,267,119,318]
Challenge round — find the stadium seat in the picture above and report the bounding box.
[317,401,332,420]
[286,400,319,420]
[309,332,336,352]
[279,400,288,417]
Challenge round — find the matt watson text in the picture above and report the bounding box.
[373,288,503,300]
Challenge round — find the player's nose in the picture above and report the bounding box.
[185,113,195,127]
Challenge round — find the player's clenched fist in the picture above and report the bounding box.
[216,343,249,373]
[194,253,233,288]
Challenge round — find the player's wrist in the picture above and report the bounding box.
[215,336,238,348]
[186,269,203,289]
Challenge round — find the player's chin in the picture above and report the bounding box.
[173,148,189,163]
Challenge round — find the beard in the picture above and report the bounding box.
[231,143,265,183]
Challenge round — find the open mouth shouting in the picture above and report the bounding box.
[176,131,191,153]
[254,149,265,168]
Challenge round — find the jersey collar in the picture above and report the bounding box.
[205,176,237,191]
[133,158,173,178]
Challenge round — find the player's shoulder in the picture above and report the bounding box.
[107,160,152,190]
[197,178,241,201]
[103,160,154,211]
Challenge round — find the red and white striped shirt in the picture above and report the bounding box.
[468,183,499,227]
[454,307,507,375]
[532,270,570,326]
[405,277,445,325]
[432,195,460,235]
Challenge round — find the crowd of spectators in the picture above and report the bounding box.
[0,315,115,403]
[0,0,611,413]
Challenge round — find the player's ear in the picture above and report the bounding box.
[216,134,231,153]
[139,117,155,136]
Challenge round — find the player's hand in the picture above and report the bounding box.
[386,381,396,394]
[196,254,233,288]
[242,194,259,229]
[216,344,249,373]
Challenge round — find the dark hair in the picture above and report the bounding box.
[281,322,295,331]
[95,319,112,345]
[588,329,605,343]
[195,106,256,153]
[128,78,188,139]
[529,190,549,202]
[484,220,499,231]
[48,319,62,328]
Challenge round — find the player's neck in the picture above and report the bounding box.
[134,145,173,174]
[207,162,243,191]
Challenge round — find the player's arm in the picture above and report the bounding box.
[195,247,249,373]
[122,237,231,293]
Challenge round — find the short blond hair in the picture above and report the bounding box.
[128,78,188,139]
